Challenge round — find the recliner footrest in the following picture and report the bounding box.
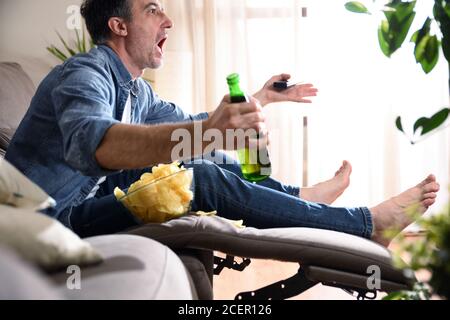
[124,215,415,297]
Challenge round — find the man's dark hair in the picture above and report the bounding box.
[80,0,132,45]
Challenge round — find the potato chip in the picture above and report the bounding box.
[194,211,245,229]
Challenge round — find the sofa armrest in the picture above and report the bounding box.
[49,235,198,300]
[0,246,61,300]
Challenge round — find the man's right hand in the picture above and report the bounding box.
[204,95,269,151]
[205,94,266,135]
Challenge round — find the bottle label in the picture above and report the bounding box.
[230,95,248,103]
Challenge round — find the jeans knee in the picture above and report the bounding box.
[203,151,238,166]
[184,159,223,182]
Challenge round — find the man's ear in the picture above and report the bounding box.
[108,17,128,37]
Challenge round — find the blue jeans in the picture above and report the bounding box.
[60,153,373,240]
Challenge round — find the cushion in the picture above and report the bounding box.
[0,204,103,271]
[0,128,14,152]
[0,158,55,210]
[0,62,35,129]
[50,235,197,300]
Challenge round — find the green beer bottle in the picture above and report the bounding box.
[226,73,272,182]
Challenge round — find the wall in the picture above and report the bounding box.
[0,0,194,114]
[0,0,82,86]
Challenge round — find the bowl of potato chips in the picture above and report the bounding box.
[114,162,194,224]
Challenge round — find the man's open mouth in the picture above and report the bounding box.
[157,36,168,53]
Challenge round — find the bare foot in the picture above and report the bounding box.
[370,175,440,247]
[300,161,352,205]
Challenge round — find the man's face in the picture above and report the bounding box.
[125,0,173,70]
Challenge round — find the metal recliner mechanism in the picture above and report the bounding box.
[214,255,252,275]
[214,257,384,300]
[234,266,318,300]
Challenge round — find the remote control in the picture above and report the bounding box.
[273,81,294,91]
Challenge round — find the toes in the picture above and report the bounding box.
[422,198,436,208]
[418,174,437,187]
[346,161,352,172]
[335,161,352,177]
[335,167,344,176]
[341,161,352,173]
[423,182,440,193]
[423,192,438,200]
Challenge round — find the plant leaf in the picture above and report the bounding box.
[381,1,417,56]
[394,11,416,51]
[425,108,450,135]
[46,47,66,62]
[396,116,404,133]
[383,291,406,300]
[442,34,450,65]
[410,29,419,43]
[445,2,450,18]
[433,1,450,65]
[416,35,440,73]
[46,46,68,62]
[345,2,371,14]
[414,108,450,136]
[413,117,429,134]
[423,35,440,72]
[82,26,87,53]
[411,17,432,45]
[378,21,392,57]
[411,18,440,74]
[75,28,82,53]
[56,31,76,56]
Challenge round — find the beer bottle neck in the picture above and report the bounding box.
[228,83,247,103]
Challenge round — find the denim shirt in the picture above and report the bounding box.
[5,45,208,219]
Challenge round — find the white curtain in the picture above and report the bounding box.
[303,0,449,214]
[154,0,449,215]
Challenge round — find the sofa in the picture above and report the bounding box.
[0,62,416,301]
[0,62,213,300]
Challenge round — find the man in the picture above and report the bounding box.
[6,0,440,247]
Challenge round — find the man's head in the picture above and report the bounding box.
[81,0,173,71]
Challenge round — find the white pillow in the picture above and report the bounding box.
[0,158,56,210]
[0,204,103,271]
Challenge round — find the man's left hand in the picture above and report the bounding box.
[253,73,318,107]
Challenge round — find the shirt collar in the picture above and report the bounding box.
[98,45,140,95]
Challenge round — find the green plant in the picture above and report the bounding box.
[383,282,432,300]
[345,0,450,144]
[382,197,450,300]
[47,27,94,62]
